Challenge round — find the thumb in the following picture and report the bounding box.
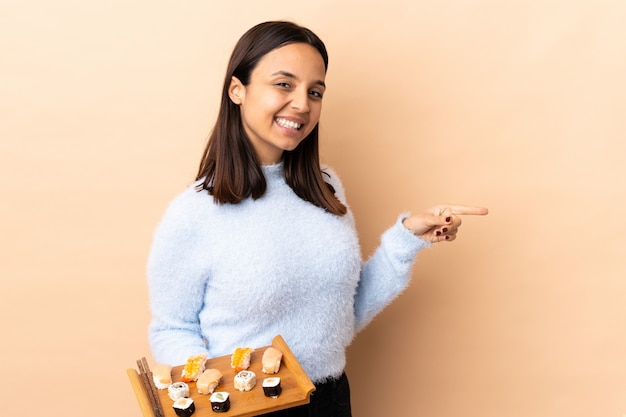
[430,206,453,226]
[403,212,449,236]
[422,212,450,228]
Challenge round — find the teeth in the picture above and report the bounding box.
[276,118,302,130]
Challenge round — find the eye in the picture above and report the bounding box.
[275,82,291,88]
[309,90,323,99]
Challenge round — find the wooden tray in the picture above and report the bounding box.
[128,335,315,417]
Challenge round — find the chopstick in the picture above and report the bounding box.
[137,357,165,417]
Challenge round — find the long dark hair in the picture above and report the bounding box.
[195,21,347,216]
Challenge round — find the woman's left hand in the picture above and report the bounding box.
[402,204,489,243]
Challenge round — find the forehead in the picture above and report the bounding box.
[253,42,326,81]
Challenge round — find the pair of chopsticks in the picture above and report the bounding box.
[137,357,165,417]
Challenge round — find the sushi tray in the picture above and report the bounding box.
[127,335,315,417]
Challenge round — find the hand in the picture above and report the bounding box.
[402,204,488,243]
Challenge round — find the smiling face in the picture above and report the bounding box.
[228,42,327,165]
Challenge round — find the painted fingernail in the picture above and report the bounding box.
[445,235,450,240]
[445,216,452,223]
[442,228,448,233]
[436,231,441,236]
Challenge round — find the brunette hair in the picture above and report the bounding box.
[195,21,347,216]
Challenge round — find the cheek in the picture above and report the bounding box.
[308,104,322,127]
[258,93,285,115]
[311,103,322,121]
[243,90,281,121]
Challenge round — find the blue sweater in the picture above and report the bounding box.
[147,163,429,383]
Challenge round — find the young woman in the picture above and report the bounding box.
[147,21,487,417]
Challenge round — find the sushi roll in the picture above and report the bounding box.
[168,382,190,401]
[172,397,195,417]
[181,353,207,382]
[233,370,257,392]
[262,377,282,398]
[196,368,223,394]
[209,392,230,413]
[230,347,253,372]
[152,364,172,389]
[261,347,283,374]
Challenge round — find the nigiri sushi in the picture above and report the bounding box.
[230,347,253,372]
[261,347,283,374]
[181,354,207,382]
[196,368,223,394]
[152,364,172,389]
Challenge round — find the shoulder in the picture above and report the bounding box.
[155,181,214,234]
[166,181,209,213]
[320,164,347,204]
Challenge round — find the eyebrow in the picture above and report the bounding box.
[271,70,326,88]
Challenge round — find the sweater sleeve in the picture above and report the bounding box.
[147,190,210,365]
[354,213,431,333]
[320,166,431,333]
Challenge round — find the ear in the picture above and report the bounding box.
[228,76,244,104]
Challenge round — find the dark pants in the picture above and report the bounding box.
[257,372,352,417]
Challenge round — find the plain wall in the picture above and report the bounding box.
[1,1,624,416]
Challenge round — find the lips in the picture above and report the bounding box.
[275,117,303,131]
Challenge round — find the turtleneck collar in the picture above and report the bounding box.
[261,161,284,180]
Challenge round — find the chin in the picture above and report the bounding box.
[279,139,305,152]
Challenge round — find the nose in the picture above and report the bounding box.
[290,88,310,113]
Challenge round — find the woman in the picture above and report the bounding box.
[147,21,487,417]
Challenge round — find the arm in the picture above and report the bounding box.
[354,214,430,332]
[322,167,488,334]
[147,192,210,365]
[355,205,489,332]
[321,167,430,333]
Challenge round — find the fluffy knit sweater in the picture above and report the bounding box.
[147,163,430,383]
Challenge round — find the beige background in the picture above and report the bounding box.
[1,1,625,416]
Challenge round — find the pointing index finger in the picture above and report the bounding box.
[447,205,489,216]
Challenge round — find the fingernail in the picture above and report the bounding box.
[436,231,441,236]
[445,216,452,223]
[442,228,448,233]
[445,235,450,240]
